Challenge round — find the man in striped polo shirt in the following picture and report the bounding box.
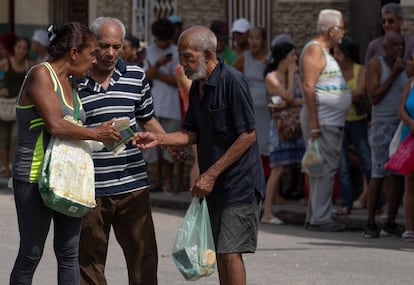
[77,17,164,285]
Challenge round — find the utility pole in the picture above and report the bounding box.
[8,0,14,32]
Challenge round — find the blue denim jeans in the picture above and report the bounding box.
[338,119,372,209]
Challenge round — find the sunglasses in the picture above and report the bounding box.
[382,18,395,25]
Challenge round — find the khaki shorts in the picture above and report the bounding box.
[369,121,399,178]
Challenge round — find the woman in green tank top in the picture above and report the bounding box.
[10,22,121,285]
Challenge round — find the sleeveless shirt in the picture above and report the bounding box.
[371,56,407,123]
[346,63,367,121]
[4,58,27,98]
[13,62,86,183]
[300,40,351,126]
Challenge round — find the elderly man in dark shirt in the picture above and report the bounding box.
[133,25,265,285]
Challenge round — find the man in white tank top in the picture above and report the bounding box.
[299,9,351,232]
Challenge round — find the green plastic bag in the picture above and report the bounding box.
[39,133,96,218]
[172,198,216,281]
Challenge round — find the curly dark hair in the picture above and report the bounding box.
[151,18,175,41]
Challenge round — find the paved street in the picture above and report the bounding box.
[1,186,414,284]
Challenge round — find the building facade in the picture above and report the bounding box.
[1,0,413,61]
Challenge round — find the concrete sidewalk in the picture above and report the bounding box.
[1,177,404,232]
[148,190,405,232]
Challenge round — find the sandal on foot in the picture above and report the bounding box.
[336,207,351,216]
[261,217,283,225]
[353,200,365,209]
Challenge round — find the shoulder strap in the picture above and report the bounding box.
[43,62,80,120]
[42,62,58,92]
[70,78,80,120]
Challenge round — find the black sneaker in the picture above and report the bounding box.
[381,222,402,237]
[363,223,380,238]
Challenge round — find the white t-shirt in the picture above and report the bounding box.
[144,44,181,120]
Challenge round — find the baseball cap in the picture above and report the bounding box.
[231,18,251,33]
[32,29,50,47]
[210,20,229,40]
[168,15,183,25]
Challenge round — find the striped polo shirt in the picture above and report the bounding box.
[77,59,153,196]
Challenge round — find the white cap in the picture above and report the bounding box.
[231,18,251,33]
[32,29,50,47]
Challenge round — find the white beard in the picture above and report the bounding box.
[187,56,208,80]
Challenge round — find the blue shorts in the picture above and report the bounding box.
[208,193,260,254]
[369,121,399,178]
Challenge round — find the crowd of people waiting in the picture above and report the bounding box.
[1,3,413,237]
[1,2,414,284]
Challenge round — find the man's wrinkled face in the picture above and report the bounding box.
[95,23,123,71]
[330,17,345,45]
[178,48,207,81]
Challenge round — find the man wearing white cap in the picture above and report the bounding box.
[31,29,49,63]
[231,18,251,55]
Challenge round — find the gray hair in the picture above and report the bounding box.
[382,3,403,19]
[90,17,126,40]
[316,9,342,33]
[179,25,217,57]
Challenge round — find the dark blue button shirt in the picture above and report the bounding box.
[184,61,265,208]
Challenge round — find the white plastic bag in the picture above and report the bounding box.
[302,139,324,177]
[389,121,403,157]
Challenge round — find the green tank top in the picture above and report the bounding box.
[13,62,85,183]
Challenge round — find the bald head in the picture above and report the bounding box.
[177,25,219,81]
[178,25,217,56]
[383,31,404,59]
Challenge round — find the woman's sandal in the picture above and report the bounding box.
[261,216,284,225]
[336,207,351,216]
[353,200,366,209]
